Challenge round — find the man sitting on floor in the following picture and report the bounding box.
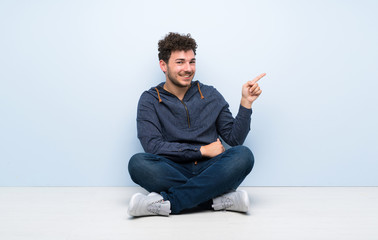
[128,32,265,216]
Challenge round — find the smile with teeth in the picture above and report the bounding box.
[180,73,192,78]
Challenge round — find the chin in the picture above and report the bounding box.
[183,77,194,84]
[182,81,193,87]
[169,76,194,88]
[176,79,192,87]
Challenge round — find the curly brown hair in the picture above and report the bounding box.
[158,32,197,63]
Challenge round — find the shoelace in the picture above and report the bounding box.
[147,199,164,214]
[221,197,234,209]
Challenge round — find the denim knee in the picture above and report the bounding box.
[230,145,255,175]
[128,153,147,185]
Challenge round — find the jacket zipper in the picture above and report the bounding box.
[180,100,191,128]
[159,85,192,128]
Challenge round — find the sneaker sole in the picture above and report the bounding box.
[239,190,249,212]
[127,193,143,216]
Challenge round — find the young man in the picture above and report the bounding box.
[128,32,265,217]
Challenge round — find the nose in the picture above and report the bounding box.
[184,62,192,72]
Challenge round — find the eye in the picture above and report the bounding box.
[176,61,183,64]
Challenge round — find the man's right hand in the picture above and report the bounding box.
[200,138,225,158]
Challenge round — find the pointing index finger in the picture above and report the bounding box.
[250,73,266,85]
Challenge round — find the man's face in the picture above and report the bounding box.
[161,50,196,88]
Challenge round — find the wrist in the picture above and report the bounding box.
[200,146,205,157]
[240,97,252,109]
[200,146,206,157]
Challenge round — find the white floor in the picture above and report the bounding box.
[1,187,377,240]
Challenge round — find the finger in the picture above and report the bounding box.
[250,86,260,94]
[251,88,262,96]
[249,83,259,93]
[253,89,262,96]
[250,73,266,85]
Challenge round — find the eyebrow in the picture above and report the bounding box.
[175,58,196,61]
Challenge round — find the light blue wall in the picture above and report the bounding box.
[1,0,377,186]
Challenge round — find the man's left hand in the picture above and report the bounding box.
[241,73,266,109]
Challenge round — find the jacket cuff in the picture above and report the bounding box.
[238,105,253,118]
[183,145,202,160]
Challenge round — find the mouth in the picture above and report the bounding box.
[180,73,193,79]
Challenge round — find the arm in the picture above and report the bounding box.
[216,73,266,146]
[137,98,202,162]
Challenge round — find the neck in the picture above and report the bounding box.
[163,81,191,101]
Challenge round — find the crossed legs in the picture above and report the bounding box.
[128,145,254,214]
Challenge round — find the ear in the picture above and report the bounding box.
[159,60,167,73]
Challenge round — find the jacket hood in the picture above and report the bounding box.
[147,80,205,103]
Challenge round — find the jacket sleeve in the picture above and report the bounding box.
[136,96,202,162]
[216,99,253,146]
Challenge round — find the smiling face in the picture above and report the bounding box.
[160,50,196,88]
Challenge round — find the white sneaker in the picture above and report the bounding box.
[212,190,249,213]
[128,192,171,217]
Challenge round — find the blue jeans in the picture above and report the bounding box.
[128,145,254,214]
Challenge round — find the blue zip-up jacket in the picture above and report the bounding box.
[137,80,252,162]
